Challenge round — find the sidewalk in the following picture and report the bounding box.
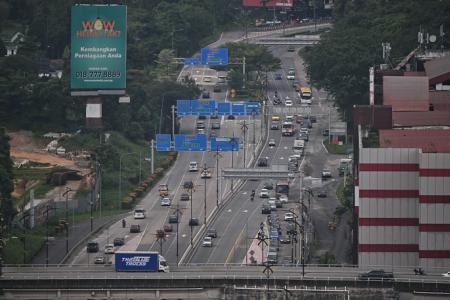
[31,214,123,265]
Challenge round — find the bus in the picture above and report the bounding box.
[281,122,295,136]
[275,179,289,196]
[300,87,312,104]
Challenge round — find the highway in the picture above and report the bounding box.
[67,67,262,266]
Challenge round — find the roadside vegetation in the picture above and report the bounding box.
[301,0,450,124]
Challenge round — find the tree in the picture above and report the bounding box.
[0,128,15,229]
[301,0,450,123]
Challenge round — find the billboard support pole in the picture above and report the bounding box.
[243,56,246,89]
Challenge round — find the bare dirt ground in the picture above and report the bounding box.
[9,130,77,169]
[8,130,89,202]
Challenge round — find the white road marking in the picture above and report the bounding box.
[227,209,232,212]
[182,234,187,238]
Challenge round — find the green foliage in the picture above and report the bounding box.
[323,139,350,155]
[301,0,450,120]
[0,128,15,228]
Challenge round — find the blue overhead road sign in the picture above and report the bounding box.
[176,100,191,116]
[231,103,246,116]
[245,102,260,115]
[191,100,215,116]
[217,102,231,115]
[201,48,228,66]
[156,134,172,151]
[211,137,240,152]
[174,134,207,152]
[184,58,199,65]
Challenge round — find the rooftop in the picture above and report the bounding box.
[379,129,450,153]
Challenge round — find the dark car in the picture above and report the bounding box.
[113,237,125,247]
[322,129,329,136]
[286,223,297,235]
[261,205,271,214]
[206,229,218,238]
[359,270,394,280]
[130,224,141,233]
[309,115,317,123]
[279,235,291,244]
[213,85,221,92]
[189,218,200,226]
[180,193,190,201]
[270,122,280,130]
[163,224,173,232]
[275,199,283,208]
[258,157,269,167]
[210,114,219,119]
[202,90,210,99]
[263,182,274,190]
[227,115,235,120]
[198,115,207,120]
[273,97,282,105]
[317,190,327,198]
[168,214,179,224]
[274,73,282,80]
[183,181,194,189]
[287,45,295,52]
[86,241,99,253]
[211,122,220,129]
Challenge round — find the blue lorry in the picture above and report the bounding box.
[114,251,169,272]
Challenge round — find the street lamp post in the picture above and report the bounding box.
[202,164,208,225]
[62,187,74,254]
[243,210,248,265]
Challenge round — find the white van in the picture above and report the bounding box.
[293,139,305,154]
[133,207,146,219]
[189,161,198,172]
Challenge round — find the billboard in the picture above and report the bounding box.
[243,0,293,7]
[211,137,240,152]
[71,5,127,91]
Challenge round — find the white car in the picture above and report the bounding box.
[268,139,276,147]
[279,194,288,203]
[104,244,115,254]
[202,236,213,247]
[285,99,293,106]
[322,169,332,178]
[442,271,450,277]
[259,188,269,198]
[189,161,198,172]
[284,212,294,221]
[285,115,294,122]
[160,197,171,206]
[201,169,212,178]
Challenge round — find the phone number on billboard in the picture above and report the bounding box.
[75,71,121,79]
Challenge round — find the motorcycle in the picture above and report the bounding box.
[414,268,425,275]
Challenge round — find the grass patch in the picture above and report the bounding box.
[13,167,60,209]
[323,139,351,155]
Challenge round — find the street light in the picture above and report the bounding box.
[62,187,74,254]
[243,209,248,265]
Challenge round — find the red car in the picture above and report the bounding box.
[163,224,173,232]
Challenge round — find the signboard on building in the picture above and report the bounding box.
[242,0,293,8]
[71,5,127,92]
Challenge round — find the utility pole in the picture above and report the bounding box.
[313,0,317,33]
[214,149,222,207]
[241,121,248,167]
[171,105,176,140]
[62,188,73,254]
[242,56,246,88]
[151,139,155,174]
[202,164,208,225]
[252,111,256,158]
[231,132,235,191]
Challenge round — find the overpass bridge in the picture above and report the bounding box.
[2,264,450,299]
